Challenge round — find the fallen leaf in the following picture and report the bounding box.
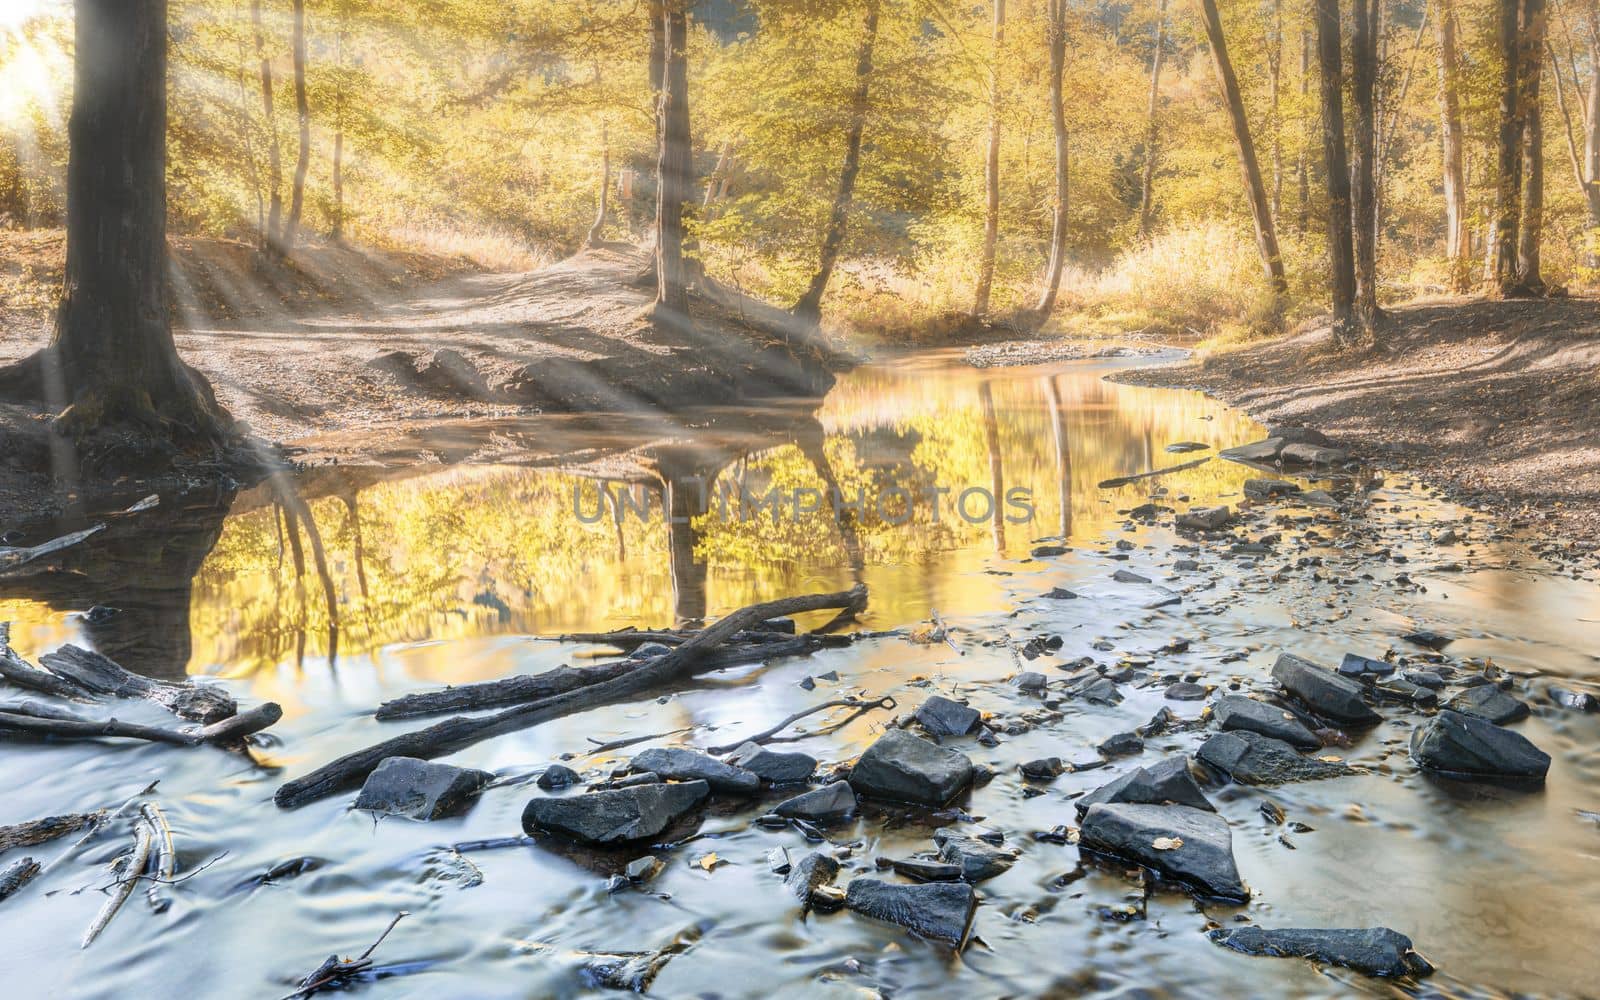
[695,853,723,872]
[1151,836,1183,851]
[1318,755,1344,763]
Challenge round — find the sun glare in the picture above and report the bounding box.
[0,1,54,31]
[0,1,67,131]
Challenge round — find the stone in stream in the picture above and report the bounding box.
[849,730,974,806]
[353,757,494,821]
[1220,438,1286,464]
[1013,671,1049,693]
[1074,756,1213,818]
[844,878,977,946]
[1338,653,1395,678]
[914,695,981,737]
[1549,686,1600,712]
[1210,926,1433,978]
[1211,696,1321,751]
[1076,676,1124,705]
[1244,479,1301,501]
[1445,684,1530,724]
[1271,653,1382,725]
[1175,506,1232,531]
[521,780,710,844]
[1409,710,1550,780]
[537,763,581,790]
[1166,441,1210,453]
[1020,757,1066,780]
[784,851,840,903]
[1197,731,1355,786]
[629,748,760,795]
[1097,732,1145,757]
[1280,443,1348,466]
[934,829,1018,882]
[1403,669,1446,690]
[1165,681,1208,701]
[725,743,817,785]
[1112,569,1152,584]
[773,780,857,822]
[1401,630,1453,650]
[1078,803,1247,901]
[625,856,663,883]
[885,858,964,882]
[1043,587,1080,600]
[1374,677,1439,707]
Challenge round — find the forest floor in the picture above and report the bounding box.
[1114,297,1600,538]
[0,231,837,519]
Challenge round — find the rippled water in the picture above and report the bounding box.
[2,351,1598,998]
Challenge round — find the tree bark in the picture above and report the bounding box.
[586,123,612,249]
[1437,0,1472,290]
[1269,0,1283,223]
[1034,0,1070,316]
[0,0,229,443]
[1138,0,1168,238]
[1515,0,1547,292]
[1315,0,1357,336]
[1350,0,1381,334]
[1494,0,1524,291]
[1298,29,1310,232]
[973,0,1006,317]
[793,0,880,325]
[1197,0,1288,298]
[653,1,691,319]
[330,16,345,242]
[284,0,310,250]
[251,0,283,252]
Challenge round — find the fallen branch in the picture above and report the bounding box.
[0,857,40,903]
[585,727,693,755]
[1097,457,1210,489]
[276,585,867,809]
[0,524,105,577]
[0,700,281,748]
[282,911,409,999]
[39,645,236,724]
[82,820,154,948]
[0,811,103,854]
[0,626,84,700]
[140,804,175,912]
[706,695,896,755]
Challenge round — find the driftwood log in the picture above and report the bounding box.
[0,700,280,748]
[1096,457,1210,489]
[0,811,103,853]
[39,645,236,723]
[276,585,867,809]
[0,857,40,903]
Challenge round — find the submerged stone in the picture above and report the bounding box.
[726,742,817,784]
[1338,653,1395,678]
[784,851,840,903]
[1410,710,1550,780]
[844,878,977,945]
[773,780,857,822]
[1212,696,1321,750]
[521,780,709,844]
[934,829,1018,882]
[1074,756,1213,818]
[536,763,581,790]
[914,695,981,736]
[1165,681,1208,701]
[354,757,493,821]
[1271,653,1381,725]
[1445,684,1530,724]
[1244,479,1301,501]
[849,729,974,806]
[1078,803,1246,901]
[629,748,760,795]
[1175,506,1232,531]
[1197,731,1354,786]
[1210,926,1433,978]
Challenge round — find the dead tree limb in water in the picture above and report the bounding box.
[706,695,896,755]
[0,811,103,853]
[39,645,237,723]
[276,586,868,809]
[0,700,280,748]
[140,803,175,912]
[0,857,40,903]
[82,820,154,948]
[1097,457,1210,489]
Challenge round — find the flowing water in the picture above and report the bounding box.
[2,351,1598,999]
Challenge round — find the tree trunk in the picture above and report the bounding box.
[793,0,880,325]
[330,20,344,242]
[1350,0,1381,334]
[1586,33,1600,235]
[284,0,310,250]
[1437,0,1471,290]
[586,122,611,249]
[1494,0,1523,291]
[1034,0,1070,316]
[1137,0,1168,238]
[653,1,691,319]
[1315,0,1356,336]
[1515,0,1547,292]
[1298,29,1310,232]
[1197,0,1288,298]
[973,0,1006,317]
[1269,0,1282,223]
[0,0,228,444]
[251,0,283,252]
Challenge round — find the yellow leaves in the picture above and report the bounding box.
[1317,755,1344,764]
[1151,836,1183,851]
[694,852,724,873]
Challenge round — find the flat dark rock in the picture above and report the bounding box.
[844,878,977,945]
[934,829,1017,882]
[536,763,581,790]
[521,780,709,844]
[1175,505,1232,531]
[1197,730,1354,786]
[886,858,963,882]
[726,742,817,784]
[1402,630,1453,650]
[1244,479,1301,501]
[773,780,857,822]
[630,748,759,795]
[1078,803,1246,901]
[1210,926,1432,978]
[1271,653,1381,725]
[914,695,981,736]
[784,851,840,902]
[1212,695,1321,750]
[1220,438,1285,464]
[1338,653,1395,678]
[354,757,493,821]
[1410,710,1550,780]
[849,729,974,806]
[1165,681,1208,701]
[1074,756,1213,818]
[1445,685,1530,724]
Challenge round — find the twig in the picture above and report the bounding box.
[1097,456,1210,489]
[584,727,693,755]
[82,821,153,948]
[0,857,40,903]
[104,851,226,890]
[706,696,896,755]
[139,804,175,912]
[282,911,410,999]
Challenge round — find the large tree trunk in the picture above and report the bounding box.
[284,0,311,251]
[1034,0,1070,316]
[1493,0,1524,291]
[1197,0,1288,298]
[1515,0,1547,292]
[653,1,692,319]
[1137,0,1168,238]
[1350,0,1381,334]
[1437,0,1471,290]
[1548,29,1600,266]
[1298,29,1310,232]
[793,0,880,325]
[1315,0,1356,336]
[330,19,344,242]
[1269,0,1282,222]
[0,0,228,445]
[586,123,612,249]
[251,0,283,253]
[973,0,1006,317]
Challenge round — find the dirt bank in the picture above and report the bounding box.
[1114,298,1600,538]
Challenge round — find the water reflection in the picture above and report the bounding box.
[0,352,1262,677]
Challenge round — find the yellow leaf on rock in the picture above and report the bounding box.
[1152,837,1183,850]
